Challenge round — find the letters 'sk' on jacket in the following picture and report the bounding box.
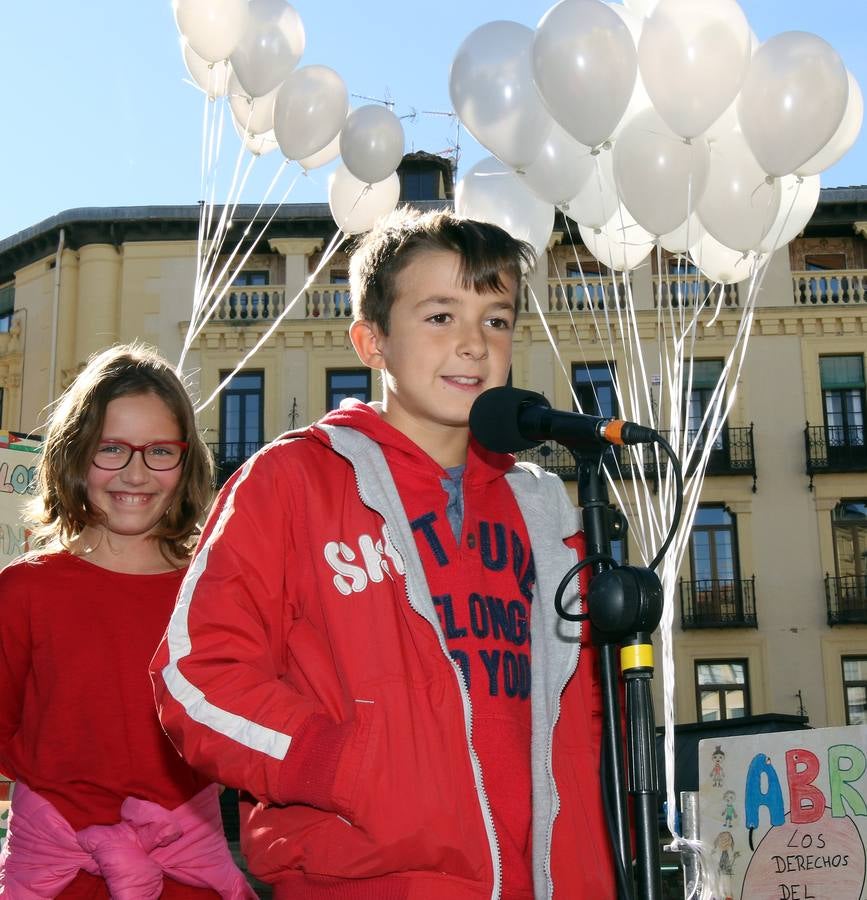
[151,402,615,899]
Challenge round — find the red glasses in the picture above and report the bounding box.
[92,440,189,471]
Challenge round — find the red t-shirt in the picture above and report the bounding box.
[0,552,218,899]
[380,434,535,900]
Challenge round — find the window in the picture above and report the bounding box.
[231,270,269,287]
[686,359,725,451]
[666,258,706,308]
[400,170,439,201]
[327,369,371,411]
[833,500,867,604]
[821,356,865,448]
[218,371,264,481]
[330,270,349,285]
[572,363,626,562]
[227,271,270,320]
[566,260,607,278]
[688,504,742,621]
[572,362,617,418]
[695,660,750,721]
[0,284,13,333]
[691,505,738,582]
[805,253,846,270]
[842,657,867,725]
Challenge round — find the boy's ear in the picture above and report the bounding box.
[349,319,386,370]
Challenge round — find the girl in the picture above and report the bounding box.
[0,344,253,898]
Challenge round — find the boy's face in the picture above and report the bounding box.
[353,250,516,463]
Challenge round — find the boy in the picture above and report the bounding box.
[152,208,616,899]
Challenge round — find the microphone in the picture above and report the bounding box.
[469,386,657,453]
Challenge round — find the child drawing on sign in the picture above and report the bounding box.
[712,830,739,900]
[722,789,738,828]
[710,745,726,788]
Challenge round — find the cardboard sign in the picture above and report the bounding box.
[699,725,867,900]
[0,432,41,567]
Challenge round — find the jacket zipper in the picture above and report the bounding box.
[346,452,503,900]
[543,614,583,900]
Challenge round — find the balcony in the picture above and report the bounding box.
[513,425,756,488]
[826,574,867,625]
[680,576,757,629]
[792,269,867,306]
[653,275,739,309]
[209,287,287,322]
[524,275,628,315]
[206,284,352,323]
[805,424,867,484]
[206,440,265,488]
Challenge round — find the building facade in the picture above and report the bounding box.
[0,168,865,732]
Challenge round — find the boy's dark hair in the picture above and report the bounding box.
[349,207,536,334]
[31,342,214,562]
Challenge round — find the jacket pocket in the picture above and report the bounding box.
[330,698,377,822]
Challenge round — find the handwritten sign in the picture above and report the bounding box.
[0,434,40,567]
[699,725,867,900]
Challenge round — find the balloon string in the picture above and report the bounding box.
[195,228,347,414]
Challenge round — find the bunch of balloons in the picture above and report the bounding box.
[174,0,403,233]
[450,0,862,281]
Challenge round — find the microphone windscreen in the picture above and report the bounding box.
[469,386,549,453]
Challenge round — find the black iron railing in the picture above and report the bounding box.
[516,426,755,487]
[826,574,867,626]
[805,424,867,480]
[206,441,265,488]
[680,576,757,629]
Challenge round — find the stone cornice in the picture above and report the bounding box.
[268,237,325,257]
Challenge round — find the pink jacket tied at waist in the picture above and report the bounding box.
[0,782,256,899]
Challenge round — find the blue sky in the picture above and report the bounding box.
[0,0,864,240]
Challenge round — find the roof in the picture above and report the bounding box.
[1,184,865,284]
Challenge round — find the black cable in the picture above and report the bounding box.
[553,552,619,621]
[648,433,684,572]
[601,735,636,900]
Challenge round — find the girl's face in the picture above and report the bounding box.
[85,392,183,544]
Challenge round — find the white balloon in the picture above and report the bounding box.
[758,174,821,252]
[701,95,742,144]
[234,122,280,156]
[797,71,863,176]
[518,123,595,207]
[228,72,279,136]
[174,0,249,63]
[689,233,763,284]
[639,0,752,139]
[607,4,653,140]
[274,65,348,161]
[532,0,637,148]
[449,20,554,170]
[328,165,400,235]
[561,148,620,228]
[230,0,305,98]
[182,42,231,99]
[579,205,655,272]
[623,0,659,15]
[738,31,849,176]
[613,107,711,236]
[698,131,782,252]
[607,1,644,43]
[298,128,342,171]
[455,156,555,261]
[339,105,405,185]
[659,212,703,254]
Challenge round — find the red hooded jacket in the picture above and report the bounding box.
[152,402,615,899]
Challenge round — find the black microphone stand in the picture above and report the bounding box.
[561,451,664,900]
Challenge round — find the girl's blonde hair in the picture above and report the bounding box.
[30,343,213,562]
